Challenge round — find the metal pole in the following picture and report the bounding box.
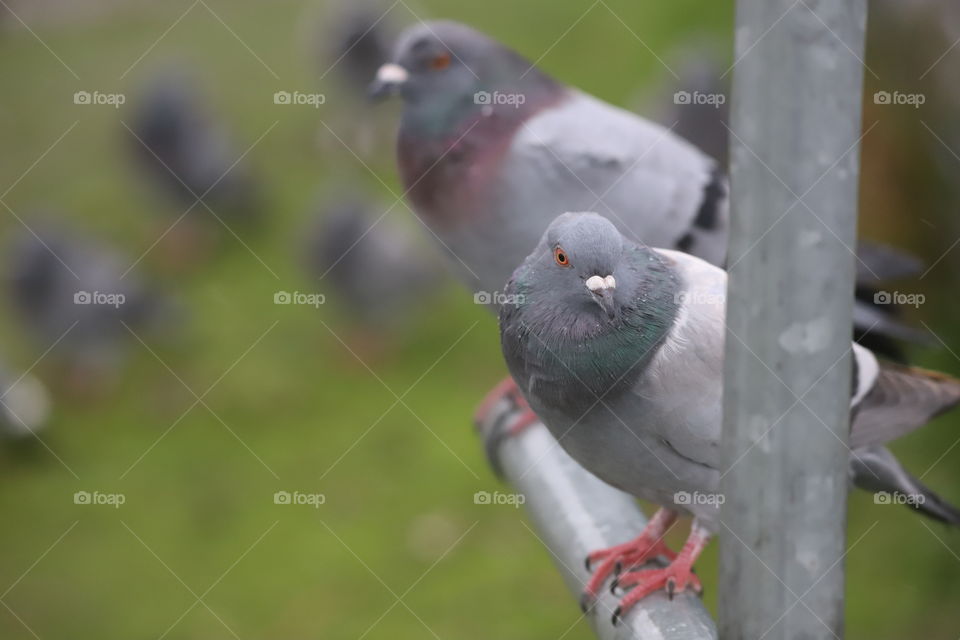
[719,1,866,639]
[483,406,716,639]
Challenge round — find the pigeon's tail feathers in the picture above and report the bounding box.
[850,241,927,361]
[852,296,932,362]
[855,240,924,283]
[852,446,960,526]
[851,361,960,450]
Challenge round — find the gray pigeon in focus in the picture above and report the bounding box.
[499,212,960,621]
[370,21,925,420]
[304,194,446,339]
[6,221,177,391]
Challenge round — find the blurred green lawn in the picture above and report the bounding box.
[1,1,958,638]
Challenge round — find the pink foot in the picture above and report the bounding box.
[580,508,678,611]
[608,520,711,625]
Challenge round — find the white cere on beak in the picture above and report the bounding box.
[375,63,409,84]
[586,275,616,292]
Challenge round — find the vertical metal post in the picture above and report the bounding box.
[719,1,867,639]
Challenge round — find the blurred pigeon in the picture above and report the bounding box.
[303,194,446,340]
[371,20,728,287]
[0,363,51,440]
[5,221,177,391]
[371,20,928,421]
[648,45,731,167]
[128,70,261,261]
[322,1,393,99]
[315,1,397,160]
[498,212,960,620]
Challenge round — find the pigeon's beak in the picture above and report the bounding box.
[368,63,409,101]
[586,275,617,320]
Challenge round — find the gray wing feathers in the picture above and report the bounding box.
[851,362,960,449]
[510,92,727,263]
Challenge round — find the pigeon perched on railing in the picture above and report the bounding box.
[370,21,927,428]
[497,212,960,621]
[5,221,178,390]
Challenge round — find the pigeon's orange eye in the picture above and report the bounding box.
[554,246,570,267]
[430,51,450,71]
[429,52,451,70]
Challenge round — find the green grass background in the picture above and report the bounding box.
[1,1,959,638]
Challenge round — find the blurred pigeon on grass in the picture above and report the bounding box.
[0,363,51,441]
[322,1,393,99]
[128,69,262,267]
[314,0,397,159]
[5,220,179,396]
[303,193,447,360]
[497,212,960,621]
[370,21,927,433]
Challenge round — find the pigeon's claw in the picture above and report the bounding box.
[608,521,711,625]
[611,562,702,623]
[474,376,540,476]
[580,508,679,608]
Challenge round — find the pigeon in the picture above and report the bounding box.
[0,362,51,440]
[128,69,261,260]
[321,1,393,99]
[315,0,398,161]
[645,44,731,167]
[370,20,728,288]
[370,20,926,425]
[303,193,447,340]
[498,212,960,621]
[5,220,177,391]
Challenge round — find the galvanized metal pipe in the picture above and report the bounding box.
[720,1,867,638]
[495,420,717,640]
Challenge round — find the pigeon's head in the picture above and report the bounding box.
[368,21,561,131]
[529,212,626,321]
